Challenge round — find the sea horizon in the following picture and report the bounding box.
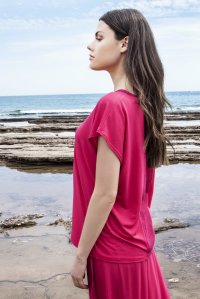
[0,90,200,97]
[0,90,200,120]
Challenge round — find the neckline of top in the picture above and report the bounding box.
[114,89,137,96]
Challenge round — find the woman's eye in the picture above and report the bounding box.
[96,37,102,41]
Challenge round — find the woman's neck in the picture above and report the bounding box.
[108,65,136,94]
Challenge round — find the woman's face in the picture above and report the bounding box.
[87,20,126,72]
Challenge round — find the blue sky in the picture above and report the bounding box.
[0,0,200,96]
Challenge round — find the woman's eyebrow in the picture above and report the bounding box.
[95,31,104,37]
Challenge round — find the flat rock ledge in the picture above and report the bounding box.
[0,111,199,165]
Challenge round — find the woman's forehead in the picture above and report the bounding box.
[96,21,113,35]
[96,20,110,31]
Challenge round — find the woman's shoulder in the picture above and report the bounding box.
[100,90,138,103]
[94,93,124,117]
[97,91,127,107]
[96,91,139,115]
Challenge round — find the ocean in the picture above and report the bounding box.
[0,91,199,120]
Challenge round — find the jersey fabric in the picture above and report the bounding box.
[70,89,156,263]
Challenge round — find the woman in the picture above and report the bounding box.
[70,8,172,299]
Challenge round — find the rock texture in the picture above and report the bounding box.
[0,212,190,239]
[0,111,199,165]
[154,217,190,233]
[0,214,44,233]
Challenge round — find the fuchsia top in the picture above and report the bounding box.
[70,89,156,263]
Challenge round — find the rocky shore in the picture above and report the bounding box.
[0,211,190,238]
[0,111,199,165]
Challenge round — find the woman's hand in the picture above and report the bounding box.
[70,255,88,289]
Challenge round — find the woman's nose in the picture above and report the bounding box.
[87,44,91,51]
[87,39,95,51]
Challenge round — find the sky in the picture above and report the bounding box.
[0,0,200,96]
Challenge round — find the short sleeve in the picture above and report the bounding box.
[88,94,126,164]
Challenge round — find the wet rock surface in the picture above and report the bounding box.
[154,226,200,299]
[0,111,199,165]
[0,212,72,237]
[0,223,199,299]
[47,217,72,230]
[154,218,190,233]
[0,213,44,232]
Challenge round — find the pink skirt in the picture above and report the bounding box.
[86,249,171,299]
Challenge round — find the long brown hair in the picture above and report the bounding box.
[99,8,174,168]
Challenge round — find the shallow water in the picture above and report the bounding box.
[164,120,200,126]
[152,163,200,227]
[0,121,34,127]
[0,164,73,224]
[0,162,199,228]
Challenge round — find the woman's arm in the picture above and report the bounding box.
[76,135,121,260]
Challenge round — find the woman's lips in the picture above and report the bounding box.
[89,55,94,60]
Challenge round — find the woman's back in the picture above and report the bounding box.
[70,89,156,262]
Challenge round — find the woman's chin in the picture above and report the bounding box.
[89,63,104,71]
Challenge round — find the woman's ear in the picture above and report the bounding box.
[120,36,129,53]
